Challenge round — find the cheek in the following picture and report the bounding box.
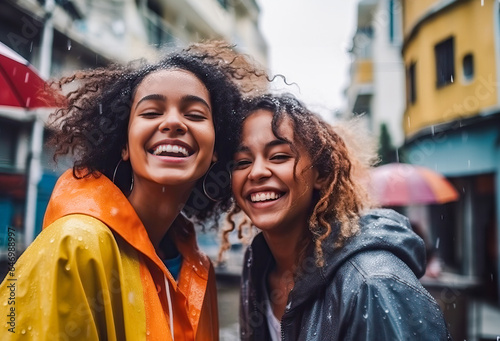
[231,173,245,196]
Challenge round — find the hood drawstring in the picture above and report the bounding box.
[164,275,174,340]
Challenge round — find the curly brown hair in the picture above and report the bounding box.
[47,41,266,224]
[222,94,375,266]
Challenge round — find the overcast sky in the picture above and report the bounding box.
[256,0,358,120]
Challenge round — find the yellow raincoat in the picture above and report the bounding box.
[0,169,218,340]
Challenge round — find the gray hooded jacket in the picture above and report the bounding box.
[240,209,451,340]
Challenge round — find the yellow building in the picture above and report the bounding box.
[403,0,498,136]
[402,1,500,339]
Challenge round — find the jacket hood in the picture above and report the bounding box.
[290,209,426,310]
[43,169,210,283]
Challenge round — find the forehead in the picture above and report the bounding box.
[242,109,294,142]
[133,69,210,103]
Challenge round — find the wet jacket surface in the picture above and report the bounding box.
[0,169,218,340]
[240,209,451,340]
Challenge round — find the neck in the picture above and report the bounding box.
[127,177,193,251]
[262,225,309,276]
[263,225,310,320]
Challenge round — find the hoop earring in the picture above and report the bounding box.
[112,159,123,184]
[112,159,134,192]
[202,162,231,202]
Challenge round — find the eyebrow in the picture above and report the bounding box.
[135,94,166,109]
[236,139,289,153]
[135,94,211,111]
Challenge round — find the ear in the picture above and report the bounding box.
[121,144,130,161]
[312,167,327,190]
[211,151,218,163]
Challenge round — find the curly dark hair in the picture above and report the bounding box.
[223,94,374,266]
[48,41,265,223]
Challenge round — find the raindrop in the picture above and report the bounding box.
[481,0,484,5]
[395,148,400,162]
[77,236,83,241]
[462,187,466,193]
[363,313,368,319]
[491,273,494,281]
[467,160,471,169]
[162,187,165,193]
[67,39,72,51]
[419,320,422,324]
[384,309,389,314]
[99,103,103,115]
[435,238,440,249]
[453,303,456,309]
[26,97,31,107]
[50,238,55,243]
[440,214,444,220]
[146,331,150,336]
[21,329,26,335]
[28,326,32,331]
[30,41,33,52]
[65,265,71,271]
[450,75,454,83]
[25,72,30,83]
[407,116,411,127]
[431,125,435,135]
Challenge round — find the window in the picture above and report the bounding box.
[217,0,228,10]
[435,37,455,87]
[388,0,402,44]
[463,53,474,81]
[0,119,19,169]
[407,62,416,104]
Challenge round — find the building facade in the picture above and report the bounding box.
[401,0,500,339]
[345,0,406,150]
[0,0,267,262]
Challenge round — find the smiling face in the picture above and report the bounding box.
[123,69,216,189]
[231,109,322,235]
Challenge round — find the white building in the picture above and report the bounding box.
[345,0,405,148]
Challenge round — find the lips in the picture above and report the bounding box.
[249,191,283,203]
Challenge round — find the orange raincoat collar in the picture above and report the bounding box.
[43,169,210,282]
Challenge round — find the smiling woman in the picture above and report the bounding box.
[0,41,265,341]
[226,94,451,341]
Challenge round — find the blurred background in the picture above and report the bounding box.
[0,0,499,340]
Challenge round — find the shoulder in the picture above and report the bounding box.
[332,251,449,340]
[33,214,119,261]
[45,213,114,242]
[333,250,435,303]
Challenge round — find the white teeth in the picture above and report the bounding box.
[152,144,189,156]
[250,192,281,202]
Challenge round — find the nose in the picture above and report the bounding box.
[248,157,272,182]
[158,111,187,134]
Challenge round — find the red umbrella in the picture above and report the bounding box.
[369,163,459,206]
[0,41,60,108]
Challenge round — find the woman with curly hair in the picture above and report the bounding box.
[227,94,451,340]
[0,41,260,340]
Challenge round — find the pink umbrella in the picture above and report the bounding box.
[0,41,61,108]
[370,163,459,206]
